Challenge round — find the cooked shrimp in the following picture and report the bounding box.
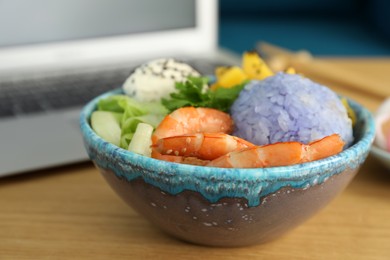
[151,149,210,166]
[207,134,345,168]
[303,134,346,162]
[151,107,233,144]
[153,133,255,160]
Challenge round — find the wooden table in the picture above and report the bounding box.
[1,58,390,259]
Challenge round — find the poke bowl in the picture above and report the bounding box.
[370,97,390,170]
[371,145,390,170]
[80,88,375,247]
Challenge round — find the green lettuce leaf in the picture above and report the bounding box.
[94,95,168,149]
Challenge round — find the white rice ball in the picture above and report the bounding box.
[123,58,200,102]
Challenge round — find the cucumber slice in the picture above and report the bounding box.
[128,123,153,157]
[91,111,122,146]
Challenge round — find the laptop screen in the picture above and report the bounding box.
[0,0,196,48]
[0,0,217,73]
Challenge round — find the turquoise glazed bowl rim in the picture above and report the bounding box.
[80,88,375,206]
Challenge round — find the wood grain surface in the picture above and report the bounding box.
[1,58,389,259]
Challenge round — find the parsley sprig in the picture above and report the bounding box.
[161,76,246,113]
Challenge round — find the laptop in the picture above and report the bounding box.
[0,0,240,177]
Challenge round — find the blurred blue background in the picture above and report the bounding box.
[218,0,390,56]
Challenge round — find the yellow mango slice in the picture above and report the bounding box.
[212,66,248,90]
[285,67,296,74]
[341,97,357,126]
[242,51,274,80]
[215,66,230,78]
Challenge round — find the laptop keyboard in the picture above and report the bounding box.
[0,68,131,118]
[0,58,230,118]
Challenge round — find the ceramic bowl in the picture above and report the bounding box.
[80,89,375,247]
[370,98,390,170]
[371,145,390,170]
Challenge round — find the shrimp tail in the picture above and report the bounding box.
[303,134,345,162]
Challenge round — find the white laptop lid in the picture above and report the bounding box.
[0,0,218,75]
